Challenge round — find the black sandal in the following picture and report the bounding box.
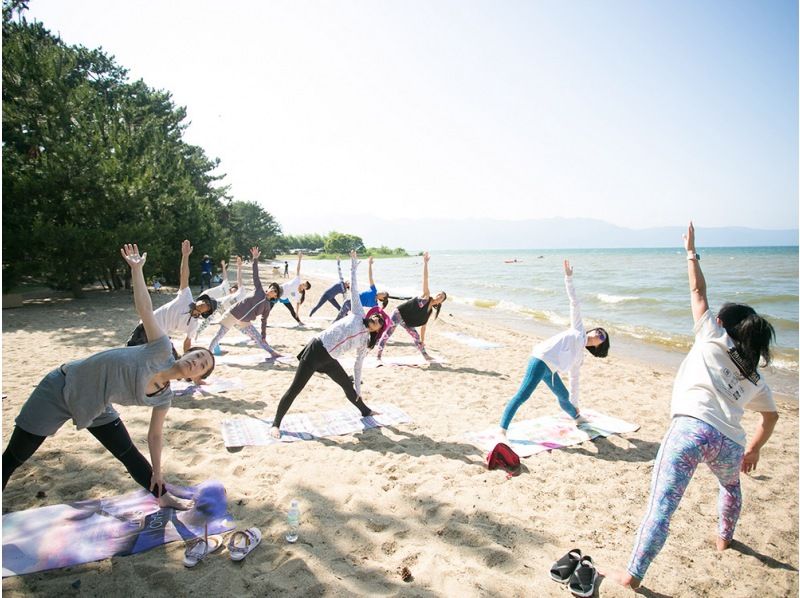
[568,555,598,597]
[549,548,582,583]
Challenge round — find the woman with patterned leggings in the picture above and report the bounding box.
[375,252,446,362]
[605,222,779,590]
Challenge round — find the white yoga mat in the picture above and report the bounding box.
[338,353,447,370]
[464,409,640,457]
[221,403,412,447]
[441,331,502,349]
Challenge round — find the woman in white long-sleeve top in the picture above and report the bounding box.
[269,251,388,439]
[499,260,609,432]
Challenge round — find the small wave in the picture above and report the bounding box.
[597,293,642,304]
[473,299,500,309]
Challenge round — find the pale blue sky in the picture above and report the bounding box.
[24,1,799,236]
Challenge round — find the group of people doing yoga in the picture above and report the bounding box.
[2,223,781,592]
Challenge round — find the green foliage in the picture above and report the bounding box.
[225,200,283,259]
[366,245,409,256]
[2,3,232,294]
[324,231,365,255]
[281,233,326,252]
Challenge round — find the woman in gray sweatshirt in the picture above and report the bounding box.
[2,244,216,509]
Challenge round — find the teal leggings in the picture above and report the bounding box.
[500,357,577,429]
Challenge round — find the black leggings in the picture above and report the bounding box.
[272,338,371,428]
[2,418,164,497]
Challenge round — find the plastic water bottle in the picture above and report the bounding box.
[286,499,300,543]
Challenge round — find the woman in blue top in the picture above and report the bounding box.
[2,244,216,509]
[333,256,407,322]
[308,258,350,317]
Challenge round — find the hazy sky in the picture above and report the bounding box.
[25,1,799,235]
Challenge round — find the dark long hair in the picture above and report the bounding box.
[717,303,775,377]
[268,282,282,298]
[299,281,311,305]
[585,327,610,358]
[431,292,447,320]
[363,315,385,349]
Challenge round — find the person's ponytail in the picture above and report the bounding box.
[718,303,775,377]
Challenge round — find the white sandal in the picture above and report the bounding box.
[228,527,262,561]
[183,535,223,568]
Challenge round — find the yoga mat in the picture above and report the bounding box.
[339,353,447,370]
[441,331,502,349]
[215,354,295,366]
[2,482,233,577]
[464,409,640,457]
[171,377,246,397]
[221,402,412,447]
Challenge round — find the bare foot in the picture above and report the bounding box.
[601,567,641,590]
[716,536,731,551]
[158,492,194,510]
[269,426,281,439]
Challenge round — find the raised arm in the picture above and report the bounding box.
[421,252,430,299]
[295,251,303,276]
[336,257,346,292]
[179,240,192,290]
[368,256,375,288]
[121,244,165,341]
[563,260,582,331]
[250,246,263,294]
[683,221,709,323]
[220,259,228,281]
[349,250,364,316]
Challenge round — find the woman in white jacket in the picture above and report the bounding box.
[269,251,388,439]
[499,260,609,432]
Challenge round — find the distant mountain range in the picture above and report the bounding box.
[287,215,799,250]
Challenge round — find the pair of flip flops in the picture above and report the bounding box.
[549,548,597,597]
[183,527,262,567]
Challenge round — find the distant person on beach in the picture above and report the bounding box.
[276,252,311,325]
[125,240,217,360]
[199,254,213,291]
[207,246,282,358]
[375,252,447,362]
[498,259,609,432]
[605,222,779,591]
[269,251,387,439]
[193,257,246,340]
[2,243,215,509]
[308,258,349,318]
[284,260,289,278]
[334,256,408,322]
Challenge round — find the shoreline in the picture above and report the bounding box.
[283,264,799,401]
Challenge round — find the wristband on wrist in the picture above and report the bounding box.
[686,252,700,261]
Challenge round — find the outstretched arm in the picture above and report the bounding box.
[236,255,243,289]
[121,244,165,341]
[179,240,192,290]
[741,411,779,473]
[349,250,364,316]
[250,247,263,294]
[336,257,346,293]
[368,256,375,288]
[683,221,709,324]
[220,259,228,282]
[296,251,303,276]
[421,252,430,299]
[147,407,169,496]
[563,260,582,331]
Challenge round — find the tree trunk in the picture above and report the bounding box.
[69,270,85,299]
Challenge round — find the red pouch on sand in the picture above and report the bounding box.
[486,442,521,477]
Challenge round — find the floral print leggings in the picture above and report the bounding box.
[376,310,429,359]
[627,415,744,580]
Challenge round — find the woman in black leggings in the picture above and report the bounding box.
[2,244,215,508]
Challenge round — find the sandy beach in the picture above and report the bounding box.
[2,265,798,598]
